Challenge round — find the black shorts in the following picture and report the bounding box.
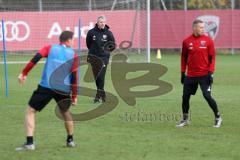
[183,75,212,96]
[28,85,71,112]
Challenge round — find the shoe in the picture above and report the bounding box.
[94,98,100,103]
[176,119,190,127]
[15,143,35,151]
[66,141,76,148]
[213,117,222,128]
[101,96,106,103]
[99,90,106,103]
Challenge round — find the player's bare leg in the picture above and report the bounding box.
[25,107,36,136]
[16,107,36,151]
[60,110,75,147]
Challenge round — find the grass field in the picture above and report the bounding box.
[0,54,240,160]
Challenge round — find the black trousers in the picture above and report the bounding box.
[182,75,220,119]
[91,63,107,98]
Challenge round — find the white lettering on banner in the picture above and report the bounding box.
[80,22,94,38]
[47,22,62,38]
[0,21,30,42]
[47,22,94,39]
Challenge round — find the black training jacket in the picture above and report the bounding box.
[86,24,115,64]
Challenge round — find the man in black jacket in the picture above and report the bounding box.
[86,15,115,103]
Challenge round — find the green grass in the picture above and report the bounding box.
[0,54,240,160]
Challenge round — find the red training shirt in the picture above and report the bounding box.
[181,34,216,77]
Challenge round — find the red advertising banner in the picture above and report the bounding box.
[0,10,239,51]
[151,10,240,48]
[0,11,141,51]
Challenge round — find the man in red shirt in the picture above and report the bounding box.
[177,19,222,128]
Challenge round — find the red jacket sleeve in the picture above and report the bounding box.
[22,45,51,76]
[181,41,188,73]
[208,39,216,73]
[38,45,51,58]
[71,53,79,99]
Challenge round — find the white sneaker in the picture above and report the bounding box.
[213,117,222,128]
[176,120,190,127]
[66,141,76,148]
[15,144,35,151]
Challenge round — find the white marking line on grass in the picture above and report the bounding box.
[0,61,45,64]
[0,60,137,64]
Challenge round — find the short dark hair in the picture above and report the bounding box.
[192,19,204,27]
[59,31,74,42]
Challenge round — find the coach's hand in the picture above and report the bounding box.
[208,72,213,84]
[181,72,185,84]
[18,73,27,86]
[72,97,77,106]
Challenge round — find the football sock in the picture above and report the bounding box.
[182,94,191,120]
[26,136,33,145]
[67,135,73,142]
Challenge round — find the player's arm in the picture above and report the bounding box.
[208,39,216,74]
[71,53,79,105]
[86,31,92,49]
[181,41,188,84]
[208,39,216,83]
[107,31,116,52]
[18,45,51,85]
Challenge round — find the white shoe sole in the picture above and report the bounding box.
[15,145,35,151]
[213,119,222,128]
